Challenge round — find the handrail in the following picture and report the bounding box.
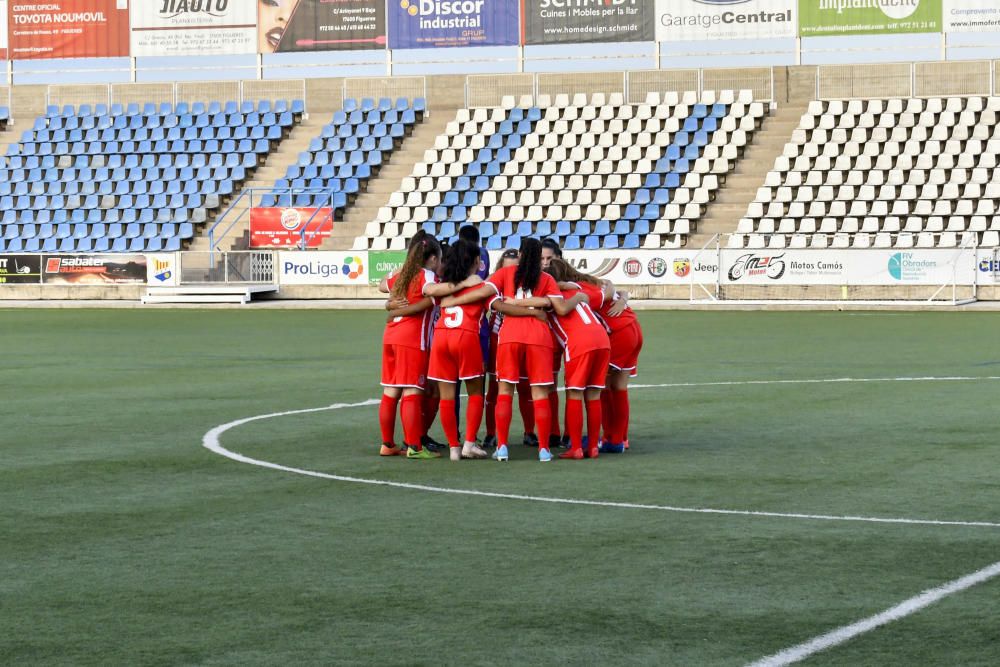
[208,187,337,255]
[207,188,252,254]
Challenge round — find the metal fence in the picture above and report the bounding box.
[817,60,999,100]
[46,79,309,109]
[179,251,275,285]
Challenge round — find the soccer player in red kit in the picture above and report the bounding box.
[541,258,611,459]
[442,238,563,462]
[426,240,491,461]
[596,281,642,454]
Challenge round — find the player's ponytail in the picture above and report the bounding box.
[391,230,440,300]
[442,239,480,285]
[545,257,600,286]
[514,237,542,293]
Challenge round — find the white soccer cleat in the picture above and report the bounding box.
[462,441,488,459]
[450,446,462,462]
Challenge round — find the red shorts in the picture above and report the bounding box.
[609,321,643,376]
[552,345,563,373]
[381,343,428,389]
[565,347,611,390]
[486,332,499,374]
[428,330,485,383]
[496,342,554,386]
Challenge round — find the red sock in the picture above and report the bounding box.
[378,394,399,444]
[533,398,551,451]
[439,398,459,447]
[586,399,603,451]
[611,389,630,445]
[601,388,613,443]
[465,394,484,443]
[548,390,561,438]
[517,380,534,433]
[485,380,498,436]
[401,394,424,449]
[496,394,513,447]
[565,398,584,451]
[422,393,439,438]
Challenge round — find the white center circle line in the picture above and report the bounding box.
[202,375,1000,529]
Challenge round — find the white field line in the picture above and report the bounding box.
[746,559,1000,667]
[201,375,1000,530]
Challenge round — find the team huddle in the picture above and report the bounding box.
[377,226,643,462]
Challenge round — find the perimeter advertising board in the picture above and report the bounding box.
[259,0,386,53]
[798,0,941,36]
[42,255,147,284]
[277,250,368,285]
[943,0,1000,32]
[656,0,795,41]
[487,249,720,285]
[131,0,257,57]
[9,0,130,59]
[388,0,519,48]
[0,254,41,283]
[522,0,654,45]
[0,1,8,59]
[249,207,333,248]
[368,249,407,285]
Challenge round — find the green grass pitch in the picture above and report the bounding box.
[2,308,999,665]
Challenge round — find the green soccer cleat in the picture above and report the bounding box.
[406,446,441,459]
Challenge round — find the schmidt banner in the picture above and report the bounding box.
[656,0,796,41]
[388,0,519,48]
[798,0,941,36]
[131,0,258,56]
[522,0,654,45]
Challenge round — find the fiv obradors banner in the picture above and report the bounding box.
[388,0,519,48]
[798,0,941,36]
[9,0,129,59]
[656,0,795,41]
[944,0,1000,32]
[259,0,386,53]
[522,0,653,45]
[131,0,257,57]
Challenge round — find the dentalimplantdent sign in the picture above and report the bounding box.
[798,0,941,36]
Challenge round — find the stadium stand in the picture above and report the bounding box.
[734,96,1000,250]
[0,99,303,253]
[355,90,769,251]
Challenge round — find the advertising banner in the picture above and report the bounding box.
[798,0,941,36]
[719,248,976,285]
[9,0,130,59]
[249,207,333,248]
[277,250,367,285]
[368,249,407,285]
[486,249,720,285]
[0,0,8,59]
[975,250,1000,284]
[656,0,795,41]
[259,0,386,53]
[944,0,1000,32]
[146,253,179,286]
[522,0,653,44]
[0,254,41,283]
[131,0,256,57]
[42,255,147,285]
[388,0,519,48]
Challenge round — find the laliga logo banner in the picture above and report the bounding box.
[656,0,795,41]
[131,0,258,57]
[388,0,519,48]
[798,0,942,36]
[522,0,654,45]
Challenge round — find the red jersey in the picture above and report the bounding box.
[597,290,638,333]
[435,285,488,335]
[549,287,611,361]
[384,268,437,350]
[486,265,563,347]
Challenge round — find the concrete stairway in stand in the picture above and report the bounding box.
[685,102,809,251]
[322,110,457,250]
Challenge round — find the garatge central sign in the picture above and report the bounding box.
[656,0,795,41]
[798,0,941,35]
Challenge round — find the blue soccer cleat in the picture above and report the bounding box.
[598,442,625,454]
[538,448,552,462]
[493,445,509,462]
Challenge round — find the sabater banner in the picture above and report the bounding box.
[656,0,796,42]
[798,0,942,36]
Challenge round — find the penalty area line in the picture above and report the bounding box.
[201,388,1000,530]
[746,559,1000,667]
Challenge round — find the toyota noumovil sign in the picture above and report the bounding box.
[656,0,795,40]
[798,0,941,35]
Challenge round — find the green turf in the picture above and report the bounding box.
[1,309,998,665]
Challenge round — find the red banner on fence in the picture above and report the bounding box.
[9,0,129,59]
[249,207,333,248]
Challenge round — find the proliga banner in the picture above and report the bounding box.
[249,207,333,249]
[131,0,257,57]
[277,251,368,285]
[522,0,653,45]
[388,0,519,49]
[9,0,130,59]
[259,0,386,52]
[656,0,795,41]
[798,0,941,36]
[944,0,1000,32]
